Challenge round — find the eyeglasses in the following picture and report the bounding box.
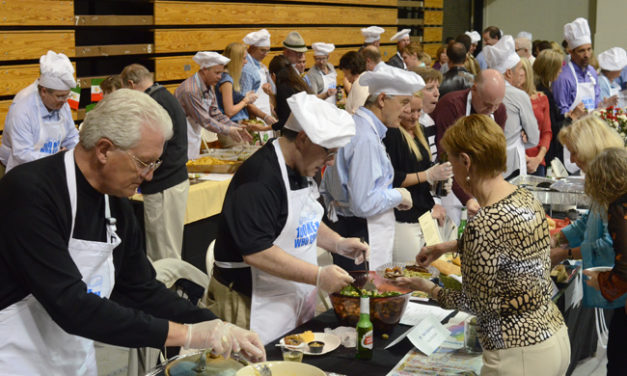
[127,151,162,175]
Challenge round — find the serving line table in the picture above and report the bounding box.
[264,275,598,376]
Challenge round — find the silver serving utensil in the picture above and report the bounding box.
[231,352,272,376]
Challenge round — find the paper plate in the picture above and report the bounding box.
[375,262,440,280]
[279,333,341,356]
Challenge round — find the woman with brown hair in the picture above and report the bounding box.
[266,55,312,131]
[516,57,552,176]
[396,114,570,375]
[432,45,448,71]
[401,42,425,70]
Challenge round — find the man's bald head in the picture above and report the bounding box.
[471,69,506,115]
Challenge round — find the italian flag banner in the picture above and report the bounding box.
[91,78,104,102]
[67,87,81,110]
[85,103,97,113]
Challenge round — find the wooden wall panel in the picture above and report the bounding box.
[155,46,397,82]
[155,27,398,54]
[0,0,74,26]
[0,100,11,132]
[0,65,39,97]
[423,27,442,42]
[275,0,396,5]
[424,11,443,25]
[154,1,396,25]
[0,31,75,61]
[423,44,440,58]
[423,0,444,8]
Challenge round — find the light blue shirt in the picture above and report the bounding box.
[598,74,620,101]
[616,66,627,90]
[476,51,488,70]
[320,108,402,218]
[1,86,78,171]
[240,53,262,94]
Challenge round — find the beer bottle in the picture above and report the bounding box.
[458,207,468,240]
[356,296,373,360]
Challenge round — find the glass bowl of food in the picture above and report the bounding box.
[329,271,411,334]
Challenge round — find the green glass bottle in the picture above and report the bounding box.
[458,207,468,240]
[356,296,373,360]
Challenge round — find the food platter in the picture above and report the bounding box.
[375,262,440,280]
[279,332,341,356]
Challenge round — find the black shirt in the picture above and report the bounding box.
[213,141,308,296]
[141,83,189,194]
[0,153,215,348]
[273,83,300,131]
[537,83,566,165]
[383,128,435,223]
[439,66,474,98]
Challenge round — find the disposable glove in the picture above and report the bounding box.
[335,237,369,264]
[184,319,233,359]
[316,265,353,293]
[394,187,413,210]
[425,162,453,185]
[225,323,266,362]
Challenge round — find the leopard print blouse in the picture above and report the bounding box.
[438,187,565,350]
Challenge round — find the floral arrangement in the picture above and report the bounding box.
[592,106,627,145]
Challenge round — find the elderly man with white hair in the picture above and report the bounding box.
[321,69,424,272]
[0,50,79,173]
[387,28,411,69]
[210,92,368,344]
[597,47,627,106]
[515,34,535,64]
[484,35,539,178]
[175,51,252,159]
[306,42,338,103]
[0,89,265,374]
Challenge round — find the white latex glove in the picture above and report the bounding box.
[425,162,453,185]
[184,319,234,359]
[394,187,413,211]
[225,323,266,362]
[263,114,278,125]
[316,265,354,293]
[335,237,369,264]
[244,91,258,104]
[227,126,253,144]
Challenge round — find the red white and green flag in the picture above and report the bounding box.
[67,87,81,110]
[91,78,104,102]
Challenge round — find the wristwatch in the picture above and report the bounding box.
[567,248,573,260]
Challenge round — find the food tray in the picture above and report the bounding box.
[509,175,589,207]
[375,262,440,280]
[186,155,243,173]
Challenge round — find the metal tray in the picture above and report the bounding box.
[509,175,589,207]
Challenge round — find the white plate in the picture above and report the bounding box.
[279,333,341,356]
[584,266,612,273]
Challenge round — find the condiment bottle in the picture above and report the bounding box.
[458,207,468,240]
[356,296,373,360]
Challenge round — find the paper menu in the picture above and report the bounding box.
[400,302,455,326]
[418,211,442,246]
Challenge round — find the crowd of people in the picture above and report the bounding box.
[0,15,625,376]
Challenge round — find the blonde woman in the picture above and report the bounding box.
[398,115,569,375]
[382,92,452,262]
[515,58,552,176]
[217,42,258,123]
[582,147,627,376]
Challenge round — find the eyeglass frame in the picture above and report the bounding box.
[126,150,162,175]
[321,146,337,161]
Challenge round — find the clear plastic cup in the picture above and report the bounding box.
[281,347,304,362]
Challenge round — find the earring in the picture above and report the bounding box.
[466,175,471,183]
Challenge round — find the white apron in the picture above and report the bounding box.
[6,94,69,171]
[215,140,321,344]
[356,109,396,270]
[564,62,596,174]
[320,69,338,105]
[187,74,210,160]
[441,92,495,225]
[0,151,120,375]
[254,62,272,116]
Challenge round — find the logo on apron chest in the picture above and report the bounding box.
[294,217,320,248]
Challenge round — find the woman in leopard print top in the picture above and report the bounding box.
[396,115,569,375]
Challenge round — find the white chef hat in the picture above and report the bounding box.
[361,26,385,43]
[38,50,76,91]
[465,31,481,44]
[484,35,521,74]
[243,29,271,47]
[564,18,591,50]
[517,31,533,41]
[312,42,335,57]
[284,92,355,149]
[598,47,627,71]
[359,69,425,96]
[390,29,411,42]
[192,51,230,69]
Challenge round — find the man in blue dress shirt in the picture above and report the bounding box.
[320,69,425,271]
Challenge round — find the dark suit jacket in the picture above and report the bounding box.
[386,53,405,69]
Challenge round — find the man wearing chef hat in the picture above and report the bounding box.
[552,17,615,173]
[320,69,423,272]
[515,32,535,64]
[387,28,411,69]
[0,89,265,375]
[241,29,278,128]
[209,92,368,344]
[0,50,79,173]
[175,51,252,159]
[484,35,539,179]
[306,42,338,104]
[362,26,385,48]
[597,47,627,107]
[476,26,502,70]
